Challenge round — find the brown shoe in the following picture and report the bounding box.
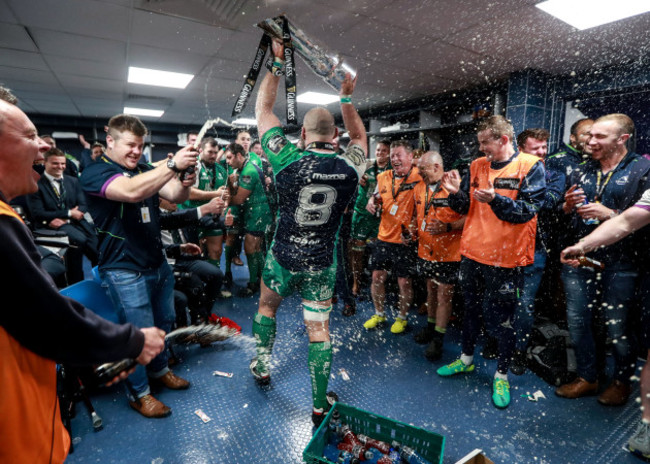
[232,256,244,266]
[129,394,171,418]
[555,377,599,399]
[598,380,631,406]
[153,371,190,390]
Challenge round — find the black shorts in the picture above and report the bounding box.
[417,258,459,285]
[368,240,416,277]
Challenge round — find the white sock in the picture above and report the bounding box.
[495,371,508,381]
[460,354,474,366]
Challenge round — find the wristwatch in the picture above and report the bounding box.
[166,158,182,173]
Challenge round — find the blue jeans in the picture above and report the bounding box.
[514,248,547,351]
[102,263,175,399]
[561,264,638,383]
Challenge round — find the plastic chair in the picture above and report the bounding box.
[59,279,120,444]
[60,279,118,324]
[91,265,101,283]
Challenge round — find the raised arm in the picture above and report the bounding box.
[104,145,197,204]
[340,73,367,154]
[255,39,284,138]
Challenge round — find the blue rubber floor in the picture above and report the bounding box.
[66,258,644,464]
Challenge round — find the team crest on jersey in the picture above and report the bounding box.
[267,134,287,154]
[345,144,365,167]
[615,175,629,185]
[493,178,520,190]
[241,175,252,184]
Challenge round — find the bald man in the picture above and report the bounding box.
[410,151,465,361]
[253,39,367,426]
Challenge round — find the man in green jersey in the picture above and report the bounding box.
[251,38,367,427]
[177,137,228,268]
[349,139,391,298]
[225,142,272,297]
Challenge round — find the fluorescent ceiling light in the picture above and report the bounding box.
[124,107,164,118]
[128,66,194,89]
[232,118,257,126]
[297,91,339,105]
[51,131,79,139]
[536,0,650,30]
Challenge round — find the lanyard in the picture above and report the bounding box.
[594,170,614,202]
[391,167,413,200]
[306,141,335,151]
[424,182,442,216]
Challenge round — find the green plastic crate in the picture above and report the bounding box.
[303,402,445,464]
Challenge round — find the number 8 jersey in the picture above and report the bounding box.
[261,127,366,272]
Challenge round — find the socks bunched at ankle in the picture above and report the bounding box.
[252,313,276,373]
[308,341,333,411]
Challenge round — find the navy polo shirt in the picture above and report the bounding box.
[80,155,165,271]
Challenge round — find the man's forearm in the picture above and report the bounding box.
[341,102,366,148]
[581,206,650,252]
[255,72,282,133]
[106,163,177,203]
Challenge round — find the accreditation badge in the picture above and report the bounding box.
[141,206,151,223]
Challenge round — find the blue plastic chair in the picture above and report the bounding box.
[60,279,119,324]
[91,265,101,283]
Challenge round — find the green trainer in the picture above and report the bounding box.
[492,378,510,409]
[436,359,475,377]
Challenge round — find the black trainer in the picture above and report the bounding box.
[312,391,339,428]
[414,325,436,344]
[342,301,356,317]
[481,336,499,360]
[249,357,270,385]
[238,282,260,298]
[510,349,528,376]
[424,336,444,362]
[223,271,233,289]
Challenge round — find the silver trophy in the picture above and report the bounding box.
[256,15,356,92]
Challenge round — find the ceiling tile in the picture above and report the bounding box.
[6,0,131,41]
[0,22,38,51]
[31,29,126,63]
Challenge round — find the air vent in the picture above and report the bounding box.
[126,94,173,105]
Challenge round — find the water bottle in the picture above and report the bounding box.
[365,448,398,464]
[357,434,391,454]
[337,442,374,461]
[581,199,600,225]
[323,445,359,464]
[398,446,433,464]
[374,193,383,218]
[338,424,362,446]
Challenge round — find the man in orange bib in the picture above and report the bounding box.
[436,116,546,409]
[363,141,423,334]
[410,151,465,361]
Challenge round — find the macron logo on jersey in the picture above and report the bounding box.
[313,173,347,180]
